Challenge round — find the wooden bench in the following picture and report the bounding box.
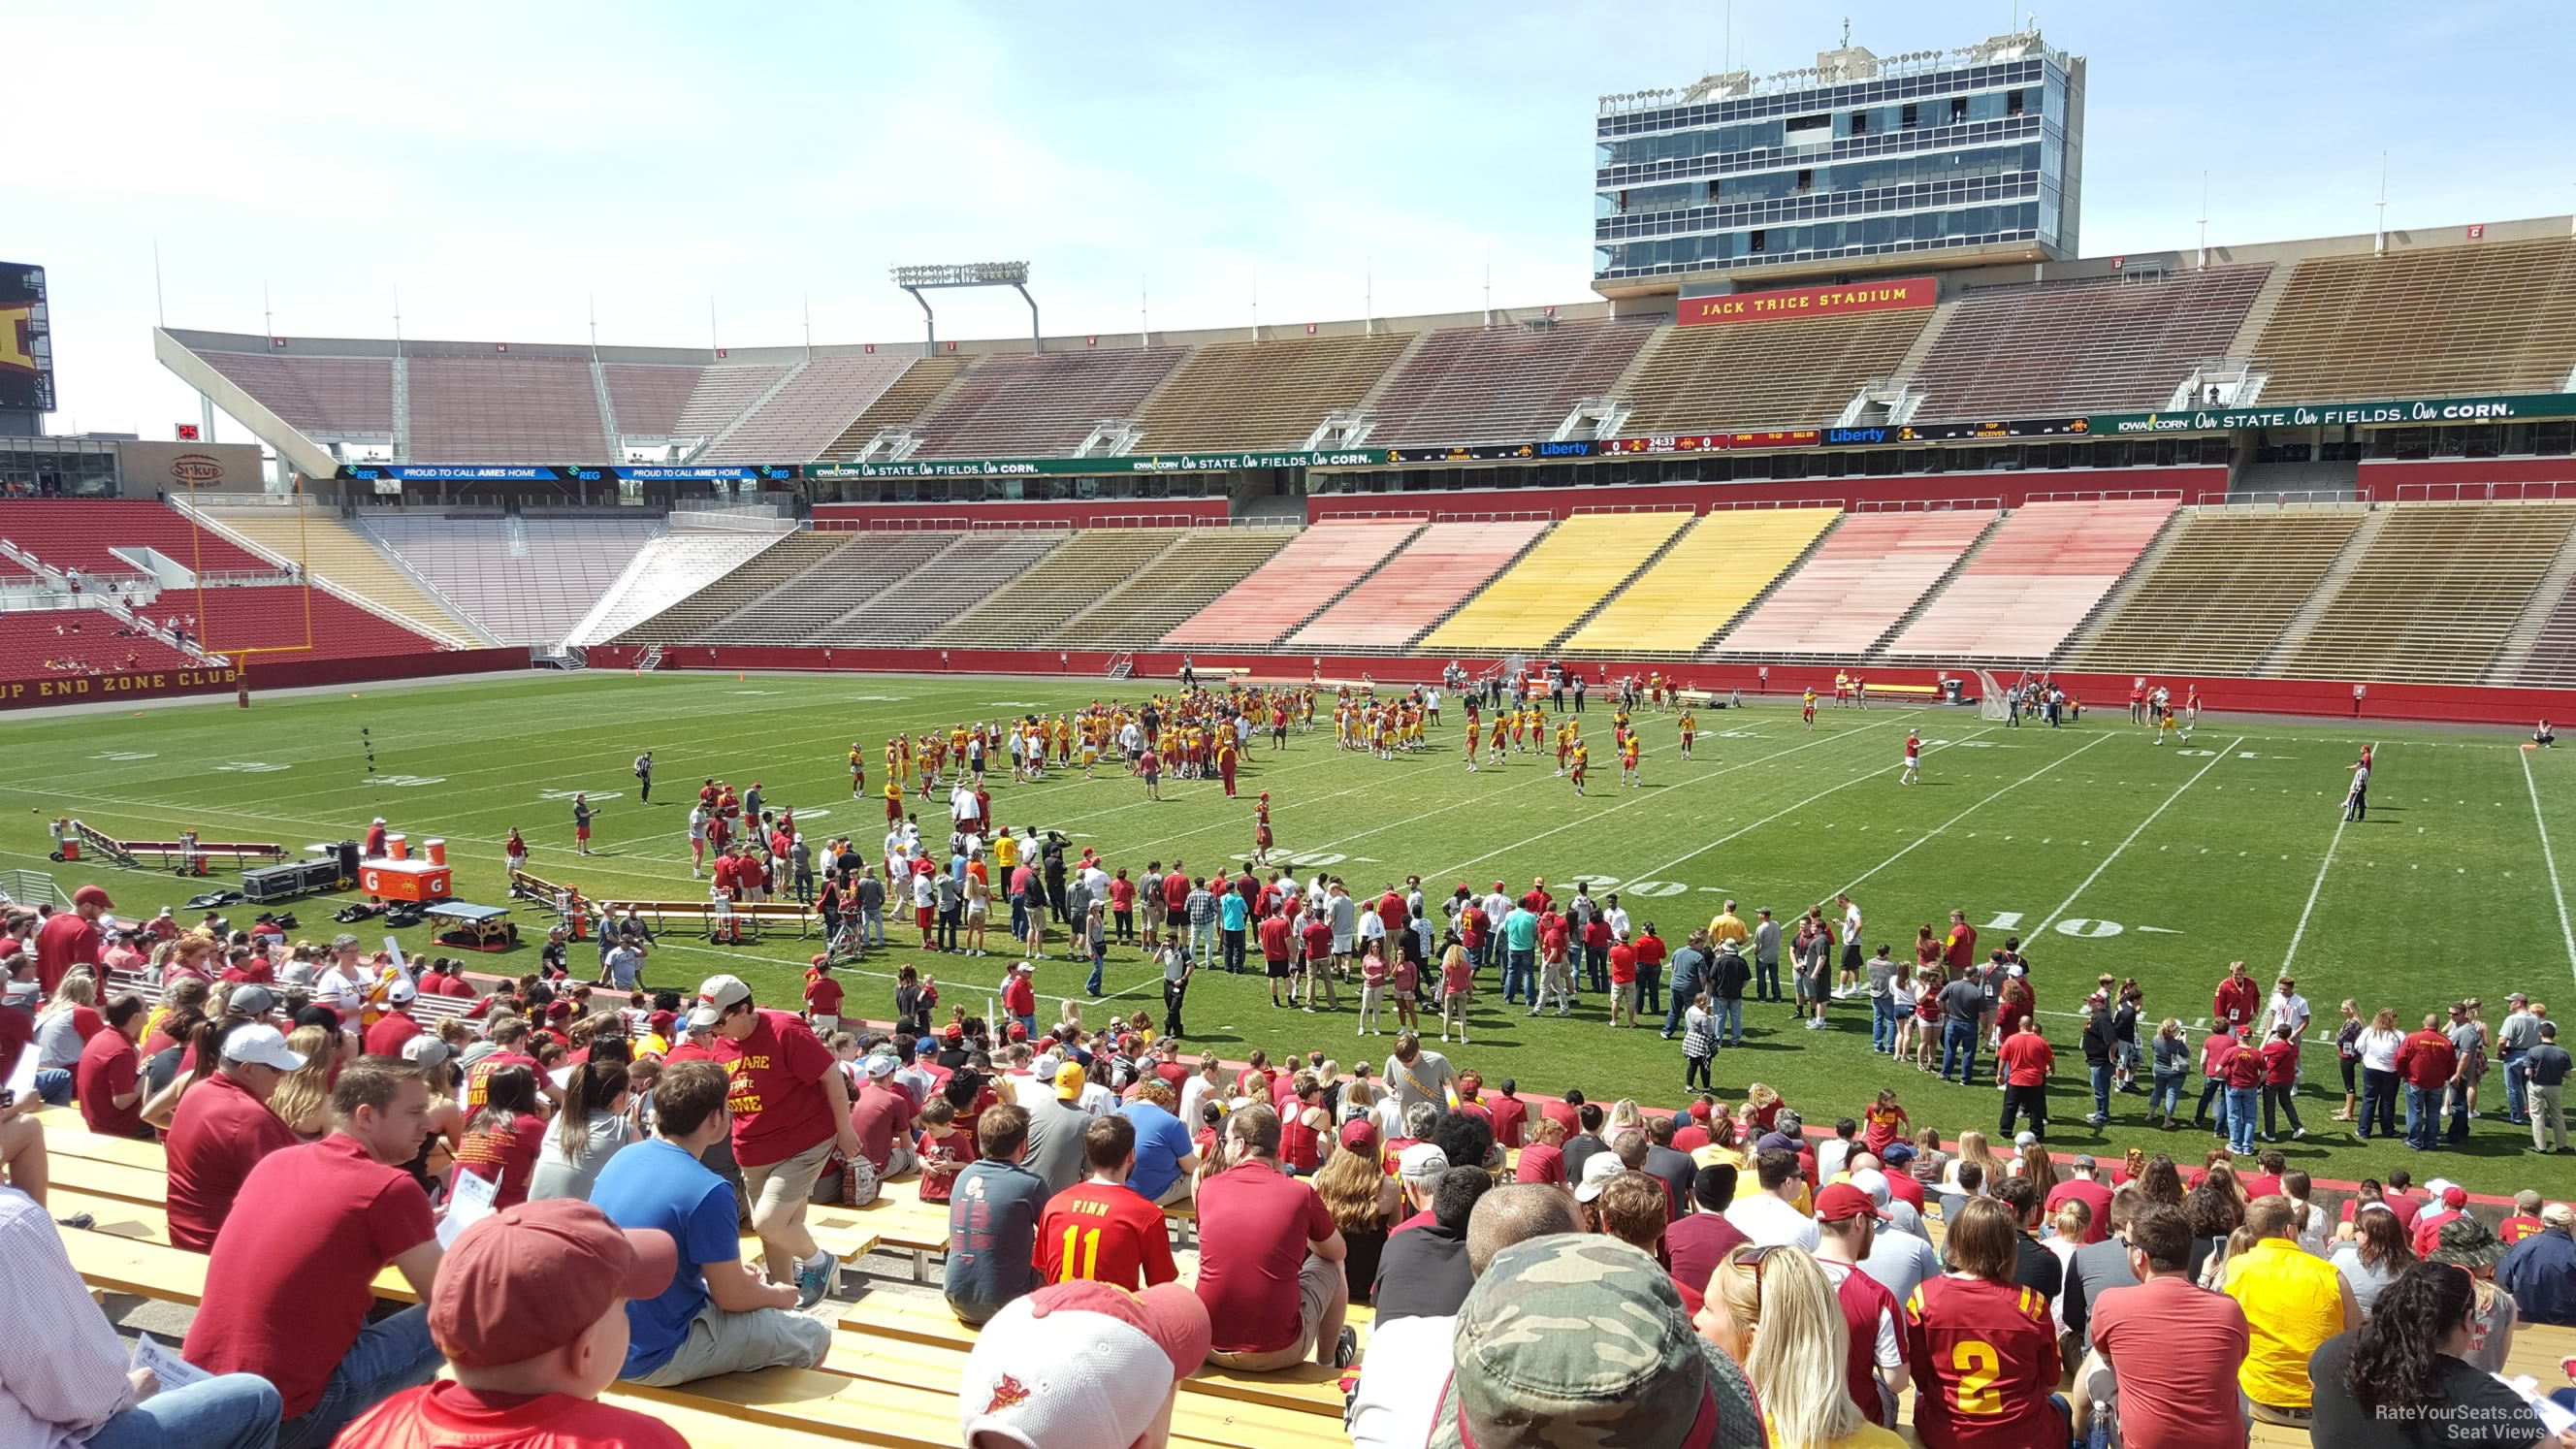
[596,897,822,940]
[1859,683,1945,698]
[101,966,479,1023]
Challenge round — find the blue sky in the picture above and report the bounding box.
[11,0,2566,441]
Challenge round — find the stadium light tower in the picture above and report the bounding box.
[889,262,1040,357]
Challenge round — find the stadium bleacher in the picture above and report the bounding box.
[1285,520,1554,651]
[1420,512,1693,653]
[1134,333,1417,450]
[812,532,1072,648]
[704,531,963,645]
[360,512,663,647]
[568,531,792,646]
[189,585,450,663]
[0,499,272,582]
[815,356,972,461]
[193,352,395,439]
[1162,520,1425,648]
[196,505,485,644]
[1365,319,1658,445]
[1714,508,2001,658]
[912,349,1189,458]
[1561,506,1842,656]
[405,356,612,463]
[612,532,853,645]
[1907,268,2272,420]
[931,530,1189,646]
[672,365,793,443]
[2250,235,2576,402]
[1886,498,2178,662]
[598,362,705,439]
[1043,528,1297,646]
[2272,500,2576,684]
[696,355,915,464]
[2061,505,2369,676]
[1619,309,1929,435]
[0,615,200,677]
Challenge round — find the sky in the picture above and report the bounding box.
[10,0,2567,442]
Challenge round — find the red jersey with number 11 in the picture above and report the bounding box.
[1903,1275,2060,1449]
[1037,1181,1177,1290]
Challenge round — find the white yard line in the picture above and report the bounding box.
[1415,715,1928,883]
[2030,735,2243,936]
[1623,728,1997,886]
[2281,740,2375,975]
[2522,749,2576,991]
[1819,731,2117,904]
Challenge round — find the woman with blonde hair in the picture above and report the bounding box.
[2356,1006,2406,1139]
[32,970,102,1077]
[1948,1130,2004,1195]
[1696,1243,1902,1447]
[1604,1097,1647,1143]
[261,1024,340,1139]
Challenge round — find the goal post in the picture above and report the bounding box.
[1975,669,2012,721]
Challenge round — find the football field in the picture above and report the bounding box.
[6,668,2573,1196]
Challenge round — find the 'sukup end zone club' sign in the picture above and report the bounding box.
[1678,276,1939,326]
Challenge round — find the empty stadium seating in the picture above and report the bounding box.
[913,349,1188,458]
[190,585,449,663]
[2061,506,2367,675]
[1560,506,1841,656]
[931,531,1187,645]
[599,363,704,438]
[1163,520,1423,647]
[406,357,611,462]
[569,531,790,645]
[1714,508,2000,657]
[362,512,662,646]
[817,357,973,461]
[1908,268,2271,420]
[1886,498,2178,661]
[1620,310,1928,435]
[2272,501,2576,683]
[1044,529,1297,645]
[0,499,272,581]
[2252,237,2576,402]
[673,366,791,441]
[1287,521,1554,651]
[198,506,483,643]
[2517,577,2576,689]
[708,531,963,644]
[0,614,200,677]
[194,352,394,438]
[1422,512,1693,652]
[1135,333,1417,450]
[1367,320,1658,445]
[698,356,915,464]
[812,532,1071,648]
[612,532,852,644]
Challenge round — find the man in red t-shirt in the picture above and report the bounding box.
[1540,1089,1583,1141]
[1193,1105,1351,1371]
[2089,1203,2250,1449]
[467,1019,541,1111]
[2211,959,2260,1033]
[2044,1156,2114,1246]
[1997,1019,2055,1143]
[75,995,148,1137]
[847,1053,918,1176]
[1003,961,1038,1035]
[36,884,112,997]
[184,1058,446,1446]
[334,1198,689,1449]
[1039,1113,1179,1290]
[1257,906,1297,1009]
[2395,1016,2460,1150]
[168,1022,305,1250]
[1488,1080,1530,1149]
[1942,911,1978,974]
[696,973,859,1307]
[364,980,426,1057]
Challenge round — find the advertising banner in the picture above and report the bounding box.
[2089,393,2576,435]
[120,440,265,491]
[1678,275,1938,327]
[1599,430,1825,455]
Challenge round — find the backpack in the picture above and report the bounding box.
[819,1154,882,1208]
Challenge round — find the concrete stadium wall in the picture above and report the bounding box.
[579,644,2576,728]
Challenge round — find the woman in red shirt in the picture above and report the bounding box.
[1905,1197,2064,1448]
[453,1064,546,1208]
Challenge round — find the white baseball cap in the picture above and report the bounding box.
[386,979,418,1005]
[959,1281,1210,1449]
[1572,1151,1624,1204]
[401,1036,451,1069]
[689,974,752,1028]
[1398,1143,1450,1183]
[220,1024,307,1073]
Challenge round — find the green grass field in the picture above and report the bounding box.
[8,669,2574,1198]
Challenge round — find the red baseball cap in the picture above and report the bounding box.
[1339,1118,1380,1152]
[1814,1183,1888,1224]
[2443,1186,2470,1208]
[431,1200,674,1368]
[72,885,113,911]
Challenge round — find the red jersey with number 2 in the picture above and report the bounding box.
[1903,1275,2061,1449]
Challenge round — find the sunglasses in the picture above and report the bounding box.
[1724,1242,1791,1290]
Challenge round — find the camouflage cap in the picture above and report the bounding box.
[1428,1234,1764,1449]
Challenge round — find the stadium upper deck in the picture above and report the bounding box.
[157,216,2576,482]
